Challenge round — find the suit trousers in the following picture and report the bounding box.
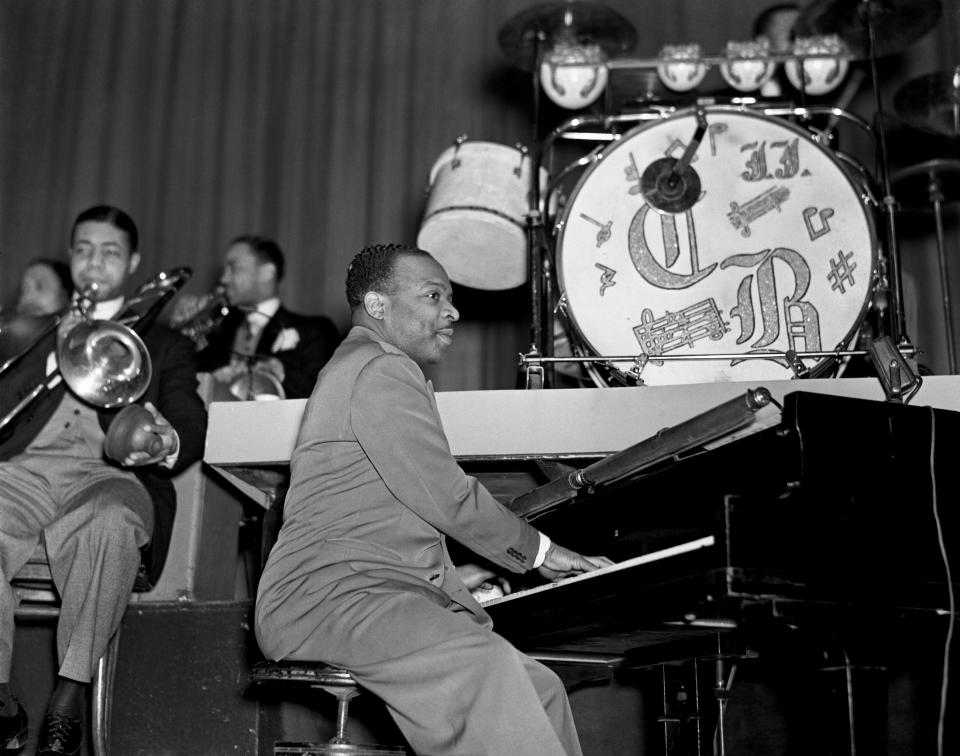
[285,590,583,756]
[0,452,152,683]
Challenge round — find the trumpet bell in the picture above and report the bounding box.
[228,366,286,401]
[131,266,193,300]
[58,320,152,408]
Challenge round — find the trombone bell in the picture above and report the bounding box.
[58,320,152,408]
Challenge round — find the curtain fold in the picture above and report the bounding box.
[2,0,958,387]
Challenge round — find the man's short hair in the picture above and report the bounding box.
[71,205,139,252]
[345,243,433,308]
[230,234,285,281]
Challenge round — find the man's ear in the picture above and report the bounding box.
[363,291,386,320]
[128,252,142,277]
[258,262,278,286]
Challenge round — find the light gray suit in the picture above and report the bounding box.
[256,326,582,756]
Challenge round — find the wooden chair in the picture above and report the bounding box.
[11,538,135,756]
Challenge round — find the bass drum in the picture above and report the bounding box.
[556,106,877,385]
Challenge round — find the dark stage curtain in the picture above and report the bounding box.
[1,0,958,388]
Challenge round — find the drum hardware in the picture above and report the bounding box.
[892,66,960,139]
[792,0,942,60]
[866,334,922,402]
[520,344,920,388]
[784,349,811,378]
[521,347,918,364]
[497,3,636,373]
[0,267,192,434]
[891,159,960,374]
[640,108,708,215]
[758,104,874,139]
[821,66,867,142]
[543,148,600,221]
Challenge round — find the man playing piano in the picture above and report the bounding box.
[255,243,611,756]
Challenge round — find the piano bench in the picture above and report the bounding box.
[250,660,407,755]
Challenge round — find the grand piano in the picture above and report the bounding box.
[482,388,959,647]
[205,376,960,753]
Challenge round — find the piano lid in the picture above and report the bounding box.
[203,376,960,508]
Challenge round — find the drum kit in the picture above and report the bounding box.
[415,0,958,388]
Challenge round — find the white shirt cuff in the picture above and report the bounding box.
[160,431,181,470]
[533,532,551,568]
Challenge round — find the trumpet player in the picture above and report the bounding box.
[0,205,207,756]
[183,234,339,400]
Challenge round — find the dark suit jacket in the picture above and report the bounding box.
[196,306,340,398]
[0,318,208,583]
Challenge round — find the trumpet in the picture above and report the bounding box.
[170,284,230,351]
[0,267,192,435]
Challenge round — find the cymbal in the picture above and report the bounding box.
[891,159,960,208]
[793,0,941,59]
[498,1,637,72]
[893,67,960,138]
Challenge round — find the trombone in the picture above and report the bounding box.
[0,267,192,435]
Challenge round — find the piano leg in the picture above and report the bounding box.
[657,659,703,756]
[627,633,755,756]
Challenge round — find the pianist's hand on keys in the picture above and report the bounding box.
[537,543,614,582]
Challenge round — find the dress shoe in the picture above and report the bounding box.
[0,702,28,752]
[37,712,82,756]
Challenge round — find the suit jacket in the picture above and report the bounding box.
[255,325,541,662]
[0,317,208,583]
[196,306,340,399]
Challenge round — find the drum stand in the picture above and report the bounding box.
[891,160,960,374]
[523,29,551,390]
[859,1,910,349]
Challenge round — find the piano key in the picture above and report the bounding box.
[481,535,716,607]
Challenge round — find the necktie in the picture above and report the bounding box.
[243,314,263,356]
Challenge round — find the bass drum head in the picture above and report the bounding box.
[556,106,877,385]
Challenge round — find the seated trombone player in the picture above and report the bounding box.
[0,205,207,755]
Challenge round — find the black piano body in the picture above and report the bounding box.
[480,390,960,659]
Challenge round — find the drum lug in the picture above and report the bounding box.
[785,350,811,379]
[554,292,569,319]
[628,354,649,385]
[513,143,528,177]
[452,134,469,168]
[519,344,545,390]
[525,364,545,390]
